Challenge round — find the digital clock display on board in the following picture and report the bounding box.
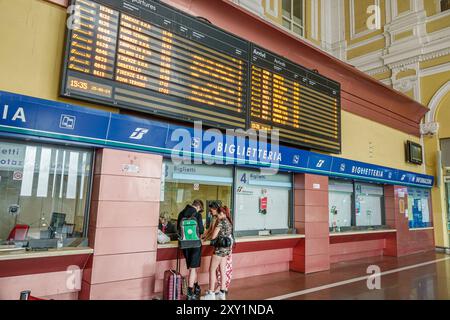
[61,0,341,153]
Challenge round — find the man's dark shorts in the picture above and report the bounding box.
[183,247,202,269]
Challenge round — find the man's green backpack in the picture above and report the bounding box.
[179,214,201,249]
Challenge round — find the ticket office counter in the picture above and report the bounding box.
[0,139,93,248]
[160,160,295,237]
[0,138,94,300]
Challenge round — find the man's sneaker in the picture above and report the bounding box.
[216,291,226,300]
[201,291,216,300]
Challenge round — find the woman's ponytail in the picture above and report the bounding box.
[220,206,233,225]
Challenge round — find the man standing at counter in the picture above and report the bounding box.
[177,199,205,300]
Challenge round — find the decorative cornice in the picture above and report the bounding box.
[421,47,450,63]
[365,47,450,75]
[366,66,390,76]
[387,56,420,70]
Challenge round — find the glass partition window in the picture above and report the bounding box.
[0,140,92,247]
[328,179,386,232]
[407,187,432,229]
[329,180,352,230]
[235,168,292,235]
[160,161,233,224]
[355,183,384,227]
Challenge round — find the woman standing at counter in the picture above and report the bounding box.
[203,206,234,300]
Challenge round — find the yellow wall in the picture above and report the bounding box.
[397,0,411,15]
[305,0,322,45]
[421,71,450,107]
[394,30,413,41]
[424,0,439,16]
[396,69,416,80]
[347,38,385,59]
[340,111,423,173]
[427,15,450,33]
[420,54,450,69]
[436,92,450,139]
[353,0,374,34]
[372,70,392,81]
[344,0,386,46]
[0,0,118,113]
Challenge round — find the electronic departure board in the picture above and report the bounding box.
[62,0,248,129]
[61,0,341,153]
[250,45,341,153]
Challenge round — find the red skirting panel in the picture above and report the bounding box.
[329,232,394,263]
[0,254,92,278]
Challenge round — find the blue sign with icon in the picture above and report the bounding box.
[0,90,434,188]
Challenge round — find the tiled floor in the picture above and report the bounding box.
[223,252,450,300]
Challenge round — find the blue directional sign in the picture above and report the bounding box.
[0,91,434,188]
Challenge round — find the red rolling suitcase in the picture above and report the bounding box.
[163,247,185,300]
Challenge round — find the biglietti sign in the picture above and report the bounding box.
[0,91,434,188]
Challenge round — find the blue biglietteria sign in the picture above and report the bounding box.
[0,91,434,188]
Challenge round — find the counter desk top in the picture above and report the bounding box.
[329,229,397,237]
[0,247,94,262]
[157,234,305,249]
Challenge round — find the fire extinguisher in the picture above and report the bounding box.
[259,189,268,215]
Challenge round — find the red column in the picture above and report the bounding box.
[384,185,435,257]
[383,185,398,256]
[291,173,330,274]
[80,149,162,300]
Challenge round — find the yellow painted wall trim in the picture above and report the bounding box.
[426,14,450,33]
[397,0,411,15]
[424,0,439,16]
[372,70,392,80]
[420,54,450,69]
[396,69,417,80]
[347,38,385,60]
[394,29,413,41]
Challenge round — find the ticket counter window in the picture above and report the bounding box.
[407,187,432,229]
[329,179,386,232]
[234,168,292,236]
[160,161,233,224]
[355,183,384,227]
[0,140,93,248]
[329,179,352,231]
